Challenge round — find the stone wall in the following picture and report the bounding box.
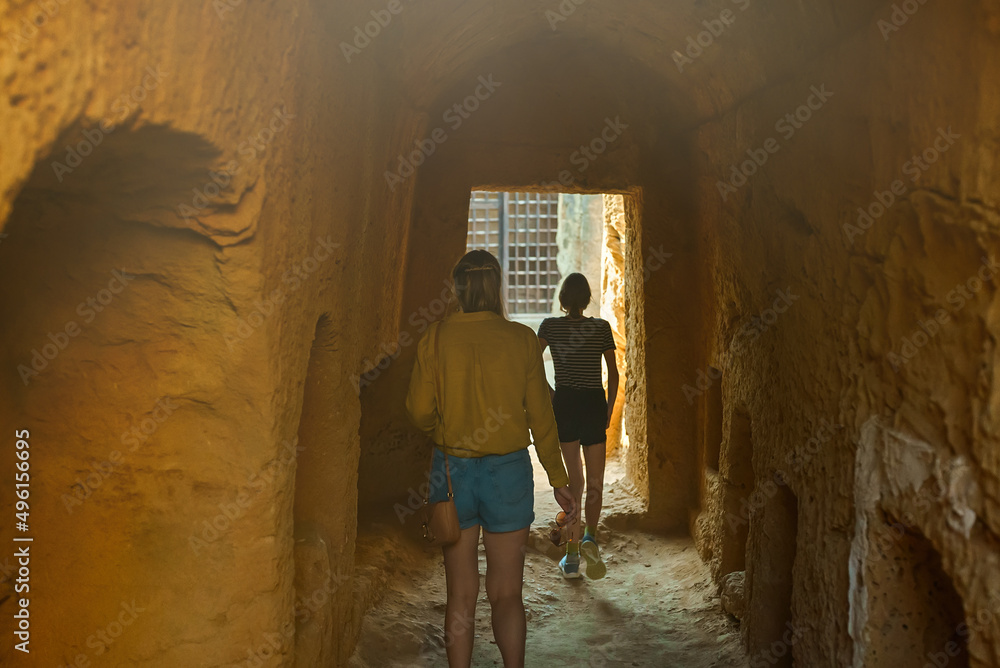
[2,0,998,666]
[0,1,407,664]
[690,4,1000,665]
[602,195,630,457]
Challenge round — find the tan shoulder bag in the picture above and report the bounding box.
[420,322,460,546]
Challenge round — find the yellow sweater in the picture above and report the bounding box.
[405,310,570,488]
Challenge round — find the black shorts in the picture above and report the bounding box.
[552,387,608,446]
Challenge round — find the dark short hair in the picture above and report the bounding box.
[559,273,591,316]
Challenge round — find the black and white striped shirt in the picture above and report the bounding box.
[538,317,616,390]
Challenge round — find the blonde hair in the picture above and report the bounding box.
[452,250,507,318]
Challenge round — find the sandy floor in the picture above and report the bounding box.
[350,451,749,667]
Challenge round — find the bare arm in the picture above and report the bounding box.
[604,348,619,428]
[537,335,555,400]
[525,335,569,488]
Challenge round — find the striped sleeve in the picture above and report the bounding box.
[537,318,551,341]
[602,320,616,352]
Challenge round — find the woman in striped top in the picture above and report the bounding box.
[537,273,618,580]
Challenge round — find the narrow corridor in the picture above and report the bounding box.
[350,453,747,667]
[2,0,998,666]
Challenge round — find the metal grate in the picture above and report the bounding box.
[466,191,561,314]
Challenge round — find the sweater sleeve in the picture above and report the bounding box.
[524,332,569,488]
[405,323,441,439]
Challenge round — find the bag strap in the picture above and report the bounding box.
[426,321,453,500]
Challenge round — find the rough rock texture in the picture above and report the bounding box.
[690,3,1000,664]
[722,570,747,621]
[602,194,630,456]
[0,1,381,665]
[2,0,999,666]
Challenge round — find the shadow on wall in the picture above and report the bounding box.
[293,313,363,667]
[720,407,753,578]
[0,123,225,391]
[862,512,969,667]
[0,124,236,666]
[744,481,798,668]
[34,122,223,223]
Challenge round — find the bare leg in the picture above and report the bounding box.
[582,442,607,532]
[559,440,584,543]
[483,528,530,668]
[442,525,482,668]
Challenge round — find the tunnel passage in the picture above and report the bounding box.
[357,31,707,535]
[3,0,1000,665]
[461,190,637,468]
[357,186,650,515]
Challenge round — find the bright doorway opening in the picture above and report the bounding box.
[465,189,630,459]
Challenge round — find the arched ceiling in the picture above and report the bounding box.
[339,0,880,124]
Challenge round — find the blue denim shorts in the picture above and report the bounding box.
[427,447,535,533]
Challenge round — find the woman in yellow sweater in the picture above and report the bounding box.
[406,249,578,668]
